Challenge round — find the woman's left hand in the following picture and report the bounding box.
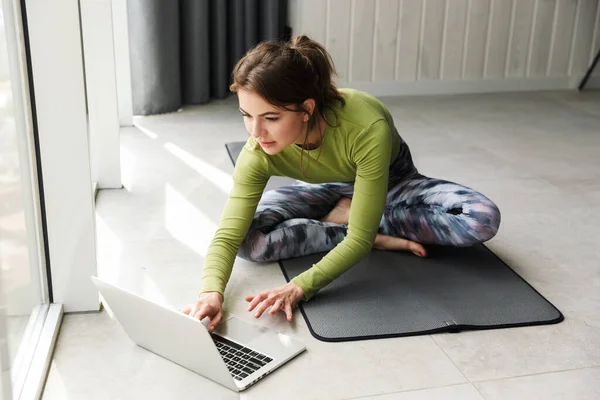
[246,282,304,321]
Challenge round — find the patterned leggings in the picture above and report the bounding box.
[238,142,501,262]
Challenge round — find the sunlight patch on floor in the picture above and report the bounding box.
[164,183,218,258]
[163,142,233,193]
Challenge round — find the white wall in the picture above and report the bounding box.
[111,0,134,127]
[25,0,99,312]
[80,0,122,189]
[290,0,600,95]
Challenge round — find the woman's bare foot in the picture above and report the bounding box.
[374,234,427,257]
[322,197,426,257]
[321,197,352,225]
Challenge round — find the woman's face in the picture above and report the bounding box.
[237,89,311,155]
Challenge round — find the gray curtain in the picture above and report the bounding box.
[127,0,288,116]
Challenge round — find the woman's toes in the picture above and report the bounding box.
[409,241,427,257]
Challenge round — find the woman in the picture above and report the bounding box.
[182,36,500,332]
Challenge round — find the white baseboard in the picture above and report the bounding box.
[344,76,594,97]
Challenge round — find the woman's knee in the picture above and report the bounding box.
[471,201,501,243]
[237,231,273,263]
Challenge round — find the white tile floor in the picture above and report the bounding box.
[42,91,600,399]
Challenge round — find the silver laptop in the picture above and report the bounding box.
[91,277,306,392]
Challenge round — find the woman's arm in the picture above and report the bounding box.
[291,119,393,299]
[200,145,269,297]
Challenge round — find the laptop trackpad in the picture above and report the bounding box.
[215,316,270,344]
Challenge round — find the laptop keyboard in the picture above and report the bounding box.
[212,335,273,381]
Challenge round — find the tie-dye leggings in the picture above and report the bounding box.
[238,139,501,262]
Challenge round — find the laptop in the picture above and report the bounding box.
[91,277,306,392]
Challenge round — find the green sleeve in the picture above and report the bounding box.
[200,146,269,296]
[292,119,392,299]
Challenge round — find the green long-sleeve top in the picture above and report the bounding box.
[201,89,401,300]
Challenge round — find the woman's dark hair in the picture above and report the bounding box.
[230,35,345,174]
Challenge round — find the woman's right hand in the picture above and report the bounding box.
[180,292,224,333]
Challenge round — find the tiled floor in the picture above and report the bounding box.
[42,91,600,399]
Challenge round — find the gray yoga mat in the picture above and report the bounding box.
[225,142,563,341]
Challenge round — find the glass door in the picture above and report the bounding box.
[1,0,50,398]
[1,268,11,400]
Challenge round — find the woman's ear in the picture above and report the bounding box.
[302,98,316,121]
